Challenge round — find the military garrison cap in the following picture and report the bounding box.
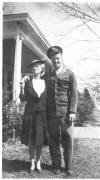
[47,46,63,59]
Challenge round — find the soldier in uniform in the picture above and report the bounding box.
[46,46,78,175]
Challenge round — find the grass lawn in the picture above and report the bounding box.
[2,138,100,178]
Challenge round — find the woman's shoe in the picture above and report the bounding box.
[30,159,35,171]
[36,160,41,173]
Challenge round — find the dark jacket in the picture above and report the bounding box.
[19,79,46,112]
[46,66,78,118]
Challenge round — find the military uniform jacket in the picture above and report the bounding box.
[46,66,78,118]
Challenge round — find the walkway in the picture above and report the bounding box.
[74,126,100,139]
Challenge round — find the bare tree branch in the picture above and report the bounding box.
[86,3,100,19]
[60,2,100,23]
[80,18,100,39]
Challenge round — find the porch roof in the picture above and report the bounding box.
[3,13,51,61]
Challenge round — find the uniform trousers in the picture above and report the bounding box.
[48,116,74,171]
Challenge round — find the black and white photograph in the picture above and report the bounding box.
[2,1,100,179]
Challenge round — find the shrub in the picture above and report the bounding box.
[2,100,25,142]
[75,90,95,126]
[3,87,9,105]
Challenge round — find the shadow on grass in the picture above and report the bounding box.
[41,163,53,172]
[2,158,53,173]
[2,159,30,172]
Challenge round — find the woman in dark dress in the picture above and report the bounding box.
[19,59,46,172]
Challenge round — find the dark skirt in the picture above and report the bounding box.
[21,111,46,146]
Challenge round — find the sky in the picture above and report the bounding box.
[3,2,100,91]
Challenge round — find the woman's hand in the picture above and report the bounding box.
[20,76,29,88]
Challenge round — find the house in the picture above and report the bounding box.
[3,13,51,103]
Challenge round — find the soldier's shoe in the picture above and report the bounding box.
[67,170,73,176]
[53,169,61,175]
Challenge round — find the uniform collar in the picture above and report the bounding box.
[56,66,63,75]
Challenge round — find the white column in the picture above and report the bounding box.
[13,34,22,103]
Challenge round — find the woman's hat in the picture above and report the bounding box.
[28,59,45,68]
[47,46,63,59]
